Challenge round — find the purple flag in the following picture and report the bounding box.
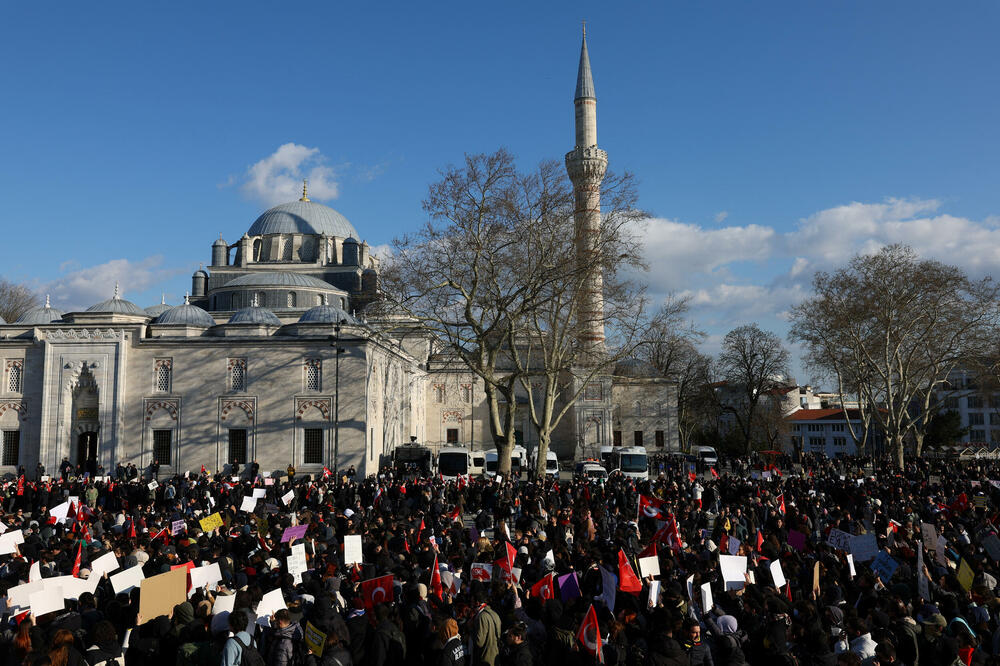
[599,565,617,611]
[281,524,308,543]
[557,571,580,602]
[788,529,806,551]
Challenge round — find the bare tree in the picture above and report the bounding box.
[714,324,792,454]
[0,279,39,323]
[789,244,1000,467]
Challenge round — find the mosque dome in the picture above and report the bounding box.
[228,306,282,326]
[247,200,358,238]
[614,358,660,379]
[223,272,335,290]
[15,295,64,325]
[156,302,216,327]
[145,297,173,317]
[299,305,358,325]
[86,287,146,315]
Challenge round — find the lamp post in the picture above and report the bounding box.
[332,322,346,476]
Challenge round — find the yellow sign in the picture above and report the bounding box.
[199,512,224,533]
[76,408,99,420]
[957,558,974,591]
[304,621,326,656]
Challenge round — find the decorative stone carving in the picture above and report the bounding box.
[0,401,27,420]
[220,399,255,422]
[295,398,332,420]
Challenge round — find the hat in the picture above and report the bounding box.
[921,613,947,630]
[265,558,280,571]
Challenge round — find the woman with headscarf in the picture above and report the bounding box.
[703,614,748,666]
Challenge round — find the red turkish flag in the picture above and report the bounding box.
[448,506,461,522]
[638,541,657,559]
[530,572,554,600]
[710,467,719,478]
[429,554,443,601]
[688,471,697,483]
[638,494,668,520]
[618,550,642,594]
[71,543,82,577]
[128,519,137,538]
[577,604,604,662]
[361,574,394,609]
[756,530,764,552]
[777,494,786,515]
[470,563,493,582]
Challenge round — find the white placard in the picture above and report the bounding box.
[288,543,307,584]
[240,496,257,513]
[30,588,65,617]
[0,529,23,555]
[921,523,938,552]
[281,491,294,506]
[256,588,287,618]
[63,575,100,600]
[700,581,713,612]
[190,562,223,591]
[638,556,660,578]
[7,581,44,609]
[148,480,159,490]
[29,561,41,582]
[90,552,120,579]
[686,574,694,601]
[648,580,661,609]
[50,502,71,525]
[769,560,786,589]
[344,534,363,566]
[213,594,236,615]
[847,553,856,578]
[110,564,146,595]
[252,488,267,499]
[718,555,748,591]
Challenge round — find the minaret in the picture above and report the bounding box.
[565,25,608,358]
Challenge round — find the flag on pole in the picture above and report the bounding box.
[618,550,642,594]
[638,494,668,520]
[777,494,786,515]
[756,530,764,552]
[361,574,394,609]
[429,554,443,601]
[710,467,719,478]
[71,543,82,577]
[577,604,604,663]
[448,506,461,522]
[530,572,555,600]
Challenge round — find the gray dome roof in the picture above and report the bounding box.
[156,303,216,327]
[0,314,5,324]
[299,305,358,325]
[222,272,336,290]
[145,303,173,317]
[193,269,208,278]
[614,358,659,379]
[248,200,359,238]
[86,296,146,315]
[228,306,282,326]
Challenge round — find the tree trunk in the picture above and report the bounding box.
[535,430,551,479]
[892,434,905,469]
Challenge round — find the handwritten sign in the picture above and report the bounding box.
[281,524,308,543]
[199,513,224,533]
[827,529,853,551]
[849,533,878,562]
[870,551,899,582]
[304,621,326,657]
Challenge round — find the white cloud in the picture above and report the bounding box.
[39,256,188,311]
[714,211,729,223]
[239,143,341,206]
[641,197,1000,335]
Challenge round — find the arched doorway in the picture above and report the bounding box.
[77,432,98,476]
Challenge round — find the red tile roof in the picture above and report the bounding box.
[786,408,865,421]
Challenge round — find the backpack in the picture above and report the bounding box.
[233,635,266,666]
[272,634,306,666]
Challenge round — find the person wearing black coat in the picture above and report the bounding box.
[498,623,531,666]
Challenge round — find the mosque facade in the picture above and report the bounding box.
[0,34,677,478]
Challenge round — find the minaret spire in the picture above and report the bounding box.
[300,179,310,202]
[566,27,609,359]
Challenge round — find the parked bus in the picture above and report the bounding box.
[436,447,471,480]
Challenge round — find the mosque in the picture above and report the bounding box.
[0,34,677,478]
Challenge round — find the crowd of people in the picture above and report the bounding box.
[0,452,999,666]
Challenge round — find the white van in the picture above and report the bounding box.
[437,447,471,480]
[545,450,559,475]
[470,451,486,477]
[694,446,718,467]
[609,446,649,481]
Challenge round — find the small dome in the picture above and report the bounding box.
[213,237,227,247]
[15,295,64,325]
[156,303,216,327]
[145,302,173,317]
[248,200,359,238]
[299,305,358,325]
[228,306,282,326]
[86,292,146,315]
[193,268,209,278]
[614,358,659,379]
[222,272,335,289]
[343,237,359,245]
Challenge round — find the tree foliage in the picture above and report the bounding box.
[0,279,39,323]
[789,244,1000,467]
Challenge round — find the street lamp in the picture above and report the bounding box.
[332,321,346,476]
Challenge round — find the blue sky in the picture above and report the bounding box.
[1,2,997,381]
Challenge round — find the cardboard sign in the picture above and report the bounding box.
[686,574,694,601]
[252,488,267,499]
[304,621,326,657]
[213,594,236,615]
[190,563,223,591]
[148,480,159,491]
[812,561,821,596]
[700,582,713,612]
[90,551,120,579]
[240,496,257,513]
[638,556,660,578]
[770,560,786,589]
[648,580,661,609]
[288,543,307,584]
[256,588,287,619]
[264,478,275,486]
[281,490,295,506]
[344,534,363,566]
[281,525,308,543]
[718,555,748,591]
[921,523,938,553]
[110,564,146,595]
[849,533,878,562]
[0,529,24,555]
[139,567,188,621]
[827,529,853,551]
[199,513,224,532]
[870,551,899,582]
[957,559,975,591]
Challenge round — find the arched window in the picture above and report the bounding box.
[6,361,23,393]
[229,358,247,392]
[318,294,325,306]
[154,360,171,393]
[304,359,321,391]
[282,237,293,261]
[287,292,296,308]
[252,239,262,262]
